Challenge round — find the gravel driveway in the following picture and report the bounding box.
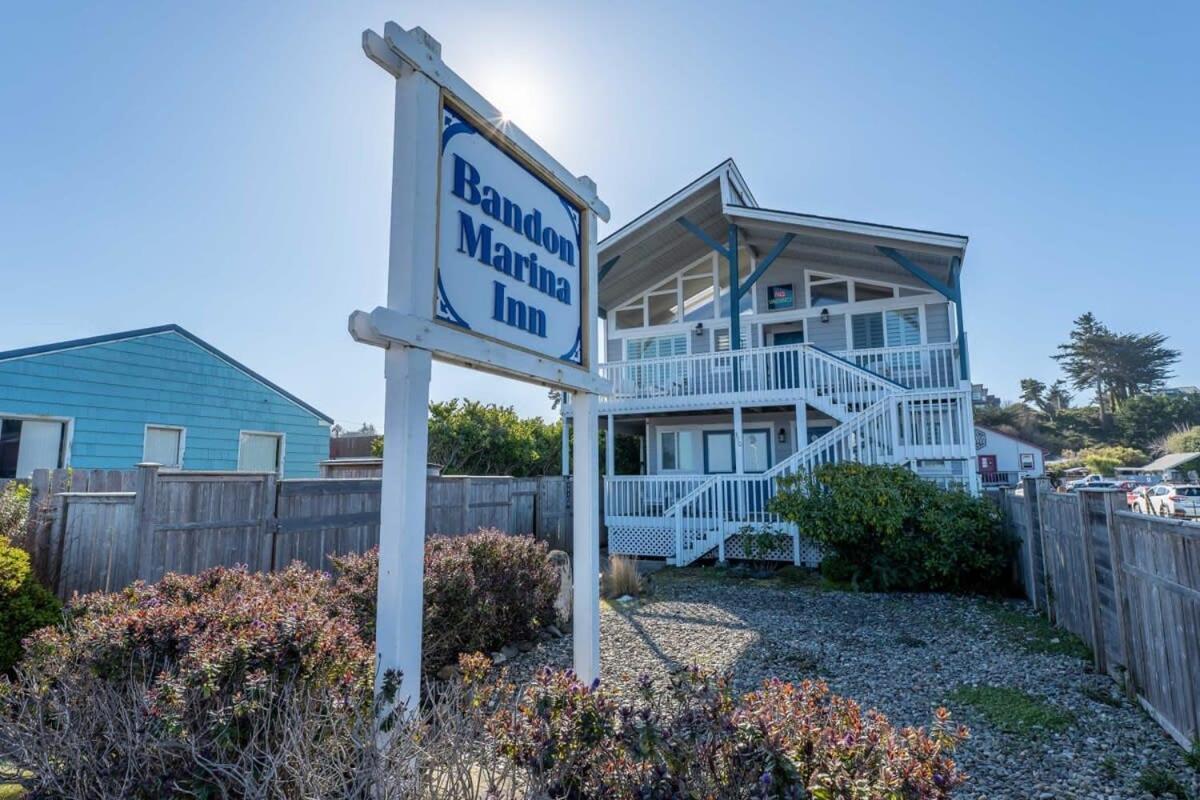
[507,568,1197,800]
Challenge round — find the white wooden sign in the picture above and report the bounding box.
[436,102,586,367]
[352,22,610,714]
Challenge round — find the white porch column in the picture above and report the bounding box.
[571,391,601,683]
[733,405,745,474]
[606,414,615,476]
[561,417,570,476]
[794,403,808,452]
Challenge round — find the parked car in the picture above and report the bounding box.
[1144,484,1200,518]
[1066,474,1107,490]
[1128,485,1153,512]
[1067,480,1123,492]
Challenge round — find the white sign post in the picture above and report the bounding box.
[352,23,610,712]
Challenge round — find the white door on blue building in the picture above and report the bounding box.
[238,431,283,473]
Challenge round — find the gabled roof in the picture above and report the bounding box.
[975,425,1046,454]
[596,158,969,312]
[1140,453,1200,472]
[0,324,333,423]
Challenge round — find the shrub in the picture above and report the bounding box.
[0,537,60,674]
[771,463,1015,592]
[487,666,968,798]
[2,657,969,799]
[333,529,560,672]
[0,482,30,545]
[1165,426,1200,456]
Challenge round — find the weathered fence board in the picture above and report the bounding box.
[28,468,575,597]
[995,483,1200,750]
[1039,492,1096,649]
[274,478,382,572]
[54,493,137,597]
[1113,511,1200,746]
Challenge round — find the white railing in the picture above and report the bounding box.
[604,475,708,519]
[841,343,958,390]
[574,340,959,412]
[980,470,1022,488]
[656,387,975,565]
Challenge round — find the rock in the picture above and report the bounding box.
[547,624,564,639]
[615,594,636,605]
[518,640,535,652]
[501,644,519,659]
[490,651,507,665]
[547,550,572,626]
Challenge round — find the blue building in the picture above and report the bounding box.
[0,325,332,479]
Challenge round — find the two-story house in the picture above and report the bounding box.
[563,160,978,567]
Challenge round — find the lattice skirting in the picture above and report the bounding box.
[609,525,824,567]
[609,525,674,558]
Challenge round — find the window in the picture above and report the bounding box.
[718,253,753,316]
[627,334,687,360]
[885,308,921,347]
[238,432,283,473]
[713,325,752,352]
[1020,453,1036,470]
[614,303,644,330]
[660,431,678,470]
[647,291,678,325]
[144,425,184,468]
[809,279,848,307]
[854,282,894,302]
[0,417,66,479]
[682,262,715,321]
[851,312,885,350]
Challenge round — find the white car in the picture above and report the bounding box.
[1144,484,1200,518]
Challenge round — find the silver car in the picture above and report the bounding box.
[1145,484,1200,518]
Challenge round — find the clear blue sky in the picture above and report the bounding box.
[2,2,1197,427]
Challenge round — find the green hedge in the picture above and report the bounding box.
[771,463,1015,593]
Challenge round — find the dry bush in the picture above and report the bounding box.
[601,554,642,599]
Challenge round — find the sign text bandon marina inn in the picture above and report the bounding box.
[436,105,584,365]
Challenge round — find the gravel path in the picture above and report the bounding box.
[507,569,1197,800]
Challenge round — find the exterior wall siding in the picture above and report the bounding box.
[0,331,329,477]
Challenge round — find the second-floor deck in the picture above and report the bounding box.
[566,339,961,413]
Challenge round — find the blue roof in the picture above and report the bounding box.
[0,324,334,424]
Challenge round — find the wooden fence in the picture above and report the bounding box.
[994,478,1200,748]
[27,467,575,599]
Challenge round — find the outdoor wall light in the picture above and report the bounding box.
[693,322,704,336]
[778,427,787,444]
[820,308,830,324]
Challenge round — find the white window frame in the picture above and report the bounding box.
[659,430,680,471]
[142,424,186,468]
[0,412,73,476]
[237,430,286,474]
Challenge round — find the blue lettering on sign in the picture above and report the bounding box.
[453,155,576,267]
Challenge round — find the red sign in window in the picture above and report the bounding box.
[978,455,998,473]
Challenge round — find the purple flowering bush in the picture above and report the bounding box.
[486,666,969,799]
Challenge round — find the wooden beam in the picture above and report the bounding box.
[676,216,730,259]
[737,233,794,300]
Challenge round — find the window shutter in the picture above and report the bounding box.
[851,313,884,350]
[885,308,921,347]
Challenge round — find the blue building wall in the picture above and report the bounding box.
[0,329,330,477]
